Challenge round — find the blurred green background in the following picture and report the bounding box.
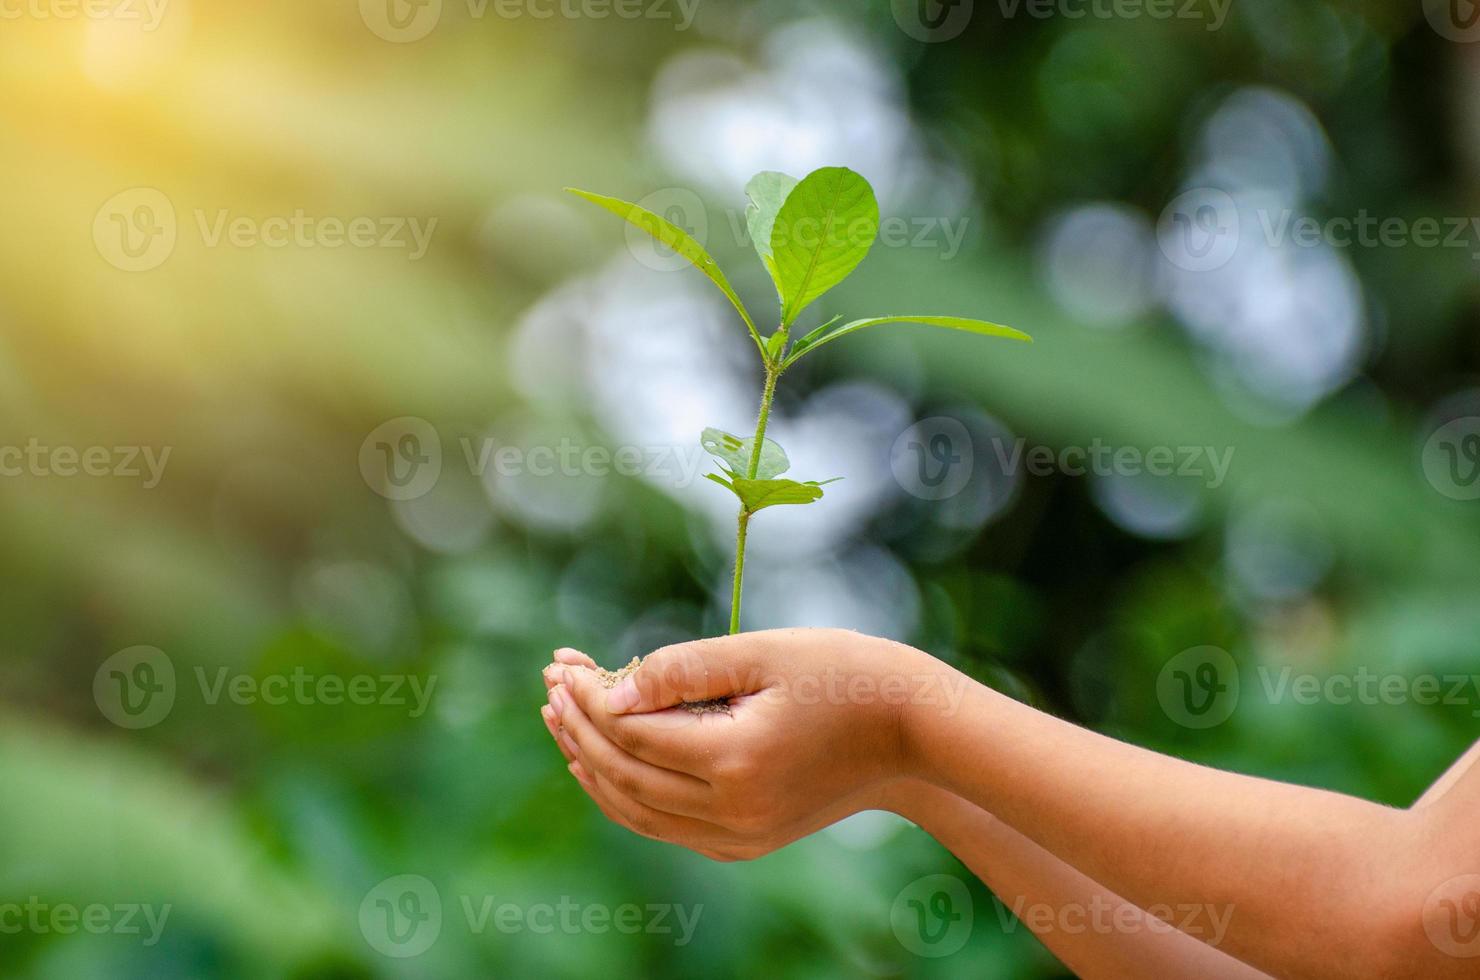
[3,0,1479,975]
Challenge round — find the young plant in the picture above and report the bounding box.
[567,167,1030,634]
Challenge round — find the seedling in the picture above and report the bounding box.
[567,167,1030,634]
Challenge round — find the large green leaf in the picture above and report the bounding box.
[744,171,798,290]
[770,167,879,325]
[701,427,789,479]
[565,187,764,351]
[785,314,1031,367]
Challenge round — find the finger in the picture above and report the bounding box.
[540,705,574,763]
[553,647,597,669]
[568,760,737,851]
[557,666,727,776]
[567,762,738,862]
[550,683,713,819]
[605,634,776,714]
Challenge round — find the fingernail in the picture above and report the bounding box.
[561,730,580,757]
[606,677,639,714]
[561,667,573,686]
[540,704,555,727]
[549,687,565,719]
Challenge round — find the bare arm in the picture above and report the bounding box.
[909,667,1480,979]
[876,779,1272,979]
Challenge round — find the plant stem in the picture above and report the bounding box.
[728,355,781,635]
[729,510,749,635]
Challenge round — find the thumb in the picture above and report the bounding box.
[606,636,763,714]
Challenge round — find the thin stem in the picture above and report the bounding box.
[745,366,780,479]
[728,350,783,635]
[729,510,749,635]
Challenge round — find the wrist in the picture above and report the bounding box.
[892,646,976,789]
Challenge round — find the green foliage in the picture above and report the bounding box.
[744,170,799,292]
[563,187,765,352]
[701,427,789,480]
[769,166,879,326]
[784,315,1032,368]
[572,166,1030,632]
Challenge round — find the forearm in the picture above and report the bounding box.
[878,780,1270,979]
[900,657,1459,979]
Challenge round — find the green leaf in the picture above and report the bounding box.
[744,170,798,289]
[784,314,1031,368]
[770,167,879,325]
[565,187,765,353]
[701,427,789,479]
[731,477,827,512]
[765,329,788,361]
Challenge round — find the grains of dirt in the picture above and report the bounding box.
[587,657,730,715]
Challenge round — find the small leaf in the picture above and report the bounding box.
[765,330,788,361]
[744,171,799,289]
[700,427,790,479]
[770,167,879,325]
[784,315,1031,368]
[731,477,826,512]
[565,187,765,353]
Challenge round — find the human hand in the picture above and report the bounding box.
[539,628,954,860]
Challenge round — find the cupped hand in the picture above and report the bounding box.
[539,628,951,860]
